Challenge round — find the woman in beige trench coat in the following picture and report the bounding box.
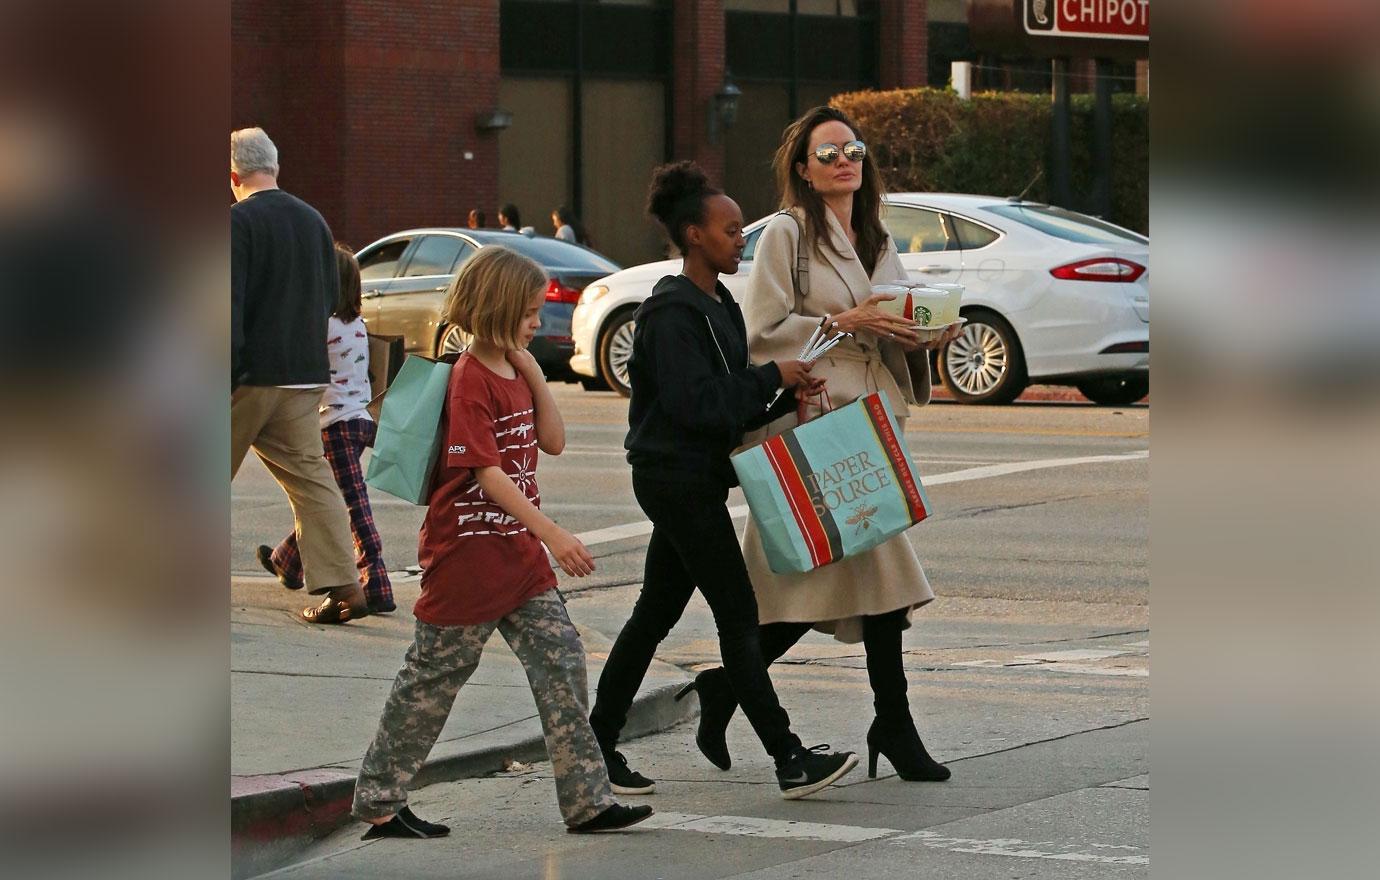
[679,106,960,783]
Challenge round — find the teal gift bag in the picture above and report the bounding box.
[365,355,455,504]
[731,391,931,574]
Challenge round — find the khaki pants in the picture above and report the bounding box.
[231,386,359,592]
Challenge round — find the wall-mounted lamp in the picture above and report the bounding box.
[707,71,741,144]
[475,109,513,132]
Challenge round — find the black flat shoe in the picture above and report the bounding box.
[567,803,653,834]
[360,806,450,840]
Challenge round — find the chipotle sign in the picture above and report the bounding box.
[1025,0,1149,40]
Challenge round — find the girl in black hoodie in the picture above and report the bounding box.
[589,162,858,801]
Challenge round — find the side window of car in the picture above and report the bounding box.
[883,206,959,254]
[951,215,1001,250]
[741,225,765,262]
[449,241,477,275]
[402,235,466,277]
[359,239,410,281]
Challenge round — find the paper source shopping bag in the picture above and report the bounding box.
[731,391,931,574]
[365,355,453,504]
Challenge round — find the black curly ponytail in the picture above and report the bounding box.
[646,161,721,253]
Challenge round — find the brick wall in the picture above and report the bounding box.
[232,1,347,232]
[671,0,726,187]
[231,0,500,249]
[878,0,928,90]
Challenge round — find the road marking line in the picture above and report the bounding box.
[890,830,1148,865]
[572,450,1148,548]
[910,426,1148,438]
[952,659,1149,677]
[632,812,1149,865]
[230,449,1151,579]
[638,811,902,843]
[1016,649,1133,662]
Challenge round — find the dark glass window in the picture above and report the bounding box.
[984,204,1147,245]
[501,0,670,76]
[497,235,621,273]
[727,9,876,84]
[951,216,1000,250]
[742,224,766,262]
[403,235,467,277]
[359,239,409,281]
[884,206,958,254]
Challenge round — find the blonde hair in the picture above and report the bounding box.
[442,245,547,350]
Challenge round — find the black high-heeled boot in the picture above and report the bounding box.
[865,715,950,782]
[674,667,737,770]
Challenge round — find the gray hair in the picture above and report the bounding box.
[231,127,279,177]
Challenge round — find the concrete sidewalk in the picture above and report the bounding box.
[231,574,693,879]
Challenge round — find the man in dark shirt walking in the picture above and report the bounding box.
[231,127,367,624]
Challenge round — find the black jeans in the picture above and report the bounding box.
[751,606,912,720]
[589,475,801,764]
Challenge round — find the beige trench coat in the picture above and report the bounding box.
[740,208,935,644]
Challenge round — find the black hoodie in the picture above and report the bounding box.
[624,274,797,487]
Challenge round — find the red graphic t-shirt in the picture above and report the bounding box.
[414,354,556,626]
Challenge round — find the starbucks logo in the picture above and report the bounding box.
[916,305,932,326]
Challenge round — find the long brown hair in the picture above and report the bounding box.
[334,243,362,321]
[772,105,889,276]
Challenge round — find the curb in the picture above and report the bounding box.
[930,384,1149,405]
[231,679,694,879]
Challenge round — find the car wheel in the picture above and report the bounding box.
[1077,375,1148,406]
[437,323,471,358]
[938,309,1027,405]
[598,310,636,397]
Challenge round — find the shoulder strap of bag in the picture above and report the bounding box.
[775,210,810,309]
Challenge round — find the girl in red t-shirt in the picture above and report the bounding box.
[352,246,652,838]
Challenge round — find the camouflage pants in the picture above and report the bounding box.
[352,589,615,827]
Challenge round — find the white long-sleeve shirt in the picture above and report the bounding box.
[320,316,374,428]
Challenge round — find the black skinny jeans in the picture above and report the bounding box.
[744,607,912,720]
[589,475,802,764]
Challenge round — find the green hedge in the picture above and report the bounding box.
[831,87,1148,234]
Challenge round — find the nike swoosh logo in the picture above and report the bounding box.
[780,772,809,784]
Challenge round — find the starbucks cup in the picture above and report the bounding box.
[927,282,964,325]
[869,284,913,320]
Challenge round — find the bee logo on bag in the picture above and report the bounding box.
[846,503,879,534]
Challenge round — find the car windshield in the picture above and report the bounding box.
[492,235,620,272]
[983,204,1148,246]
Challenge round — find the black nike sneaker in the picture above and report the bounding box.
[604,749,656,795]
[775,744,859,800]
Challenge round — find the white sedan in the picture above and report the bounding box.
[570,193,1148,405]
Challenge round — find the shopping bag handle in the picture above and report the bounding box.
[796,387,833,423]
[369,351,462,410]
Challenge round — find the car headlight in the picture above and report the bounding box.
[579,284,610,307]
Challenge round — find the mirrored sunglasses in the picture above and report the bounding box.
[812,140,866,165]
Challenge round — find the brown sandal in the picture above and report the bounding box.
[301,597,352,624]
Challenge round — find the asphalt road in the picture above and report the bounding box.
[232,384,1149,879]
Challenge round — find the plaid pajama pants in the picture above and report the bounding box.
[272,417,394,611]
